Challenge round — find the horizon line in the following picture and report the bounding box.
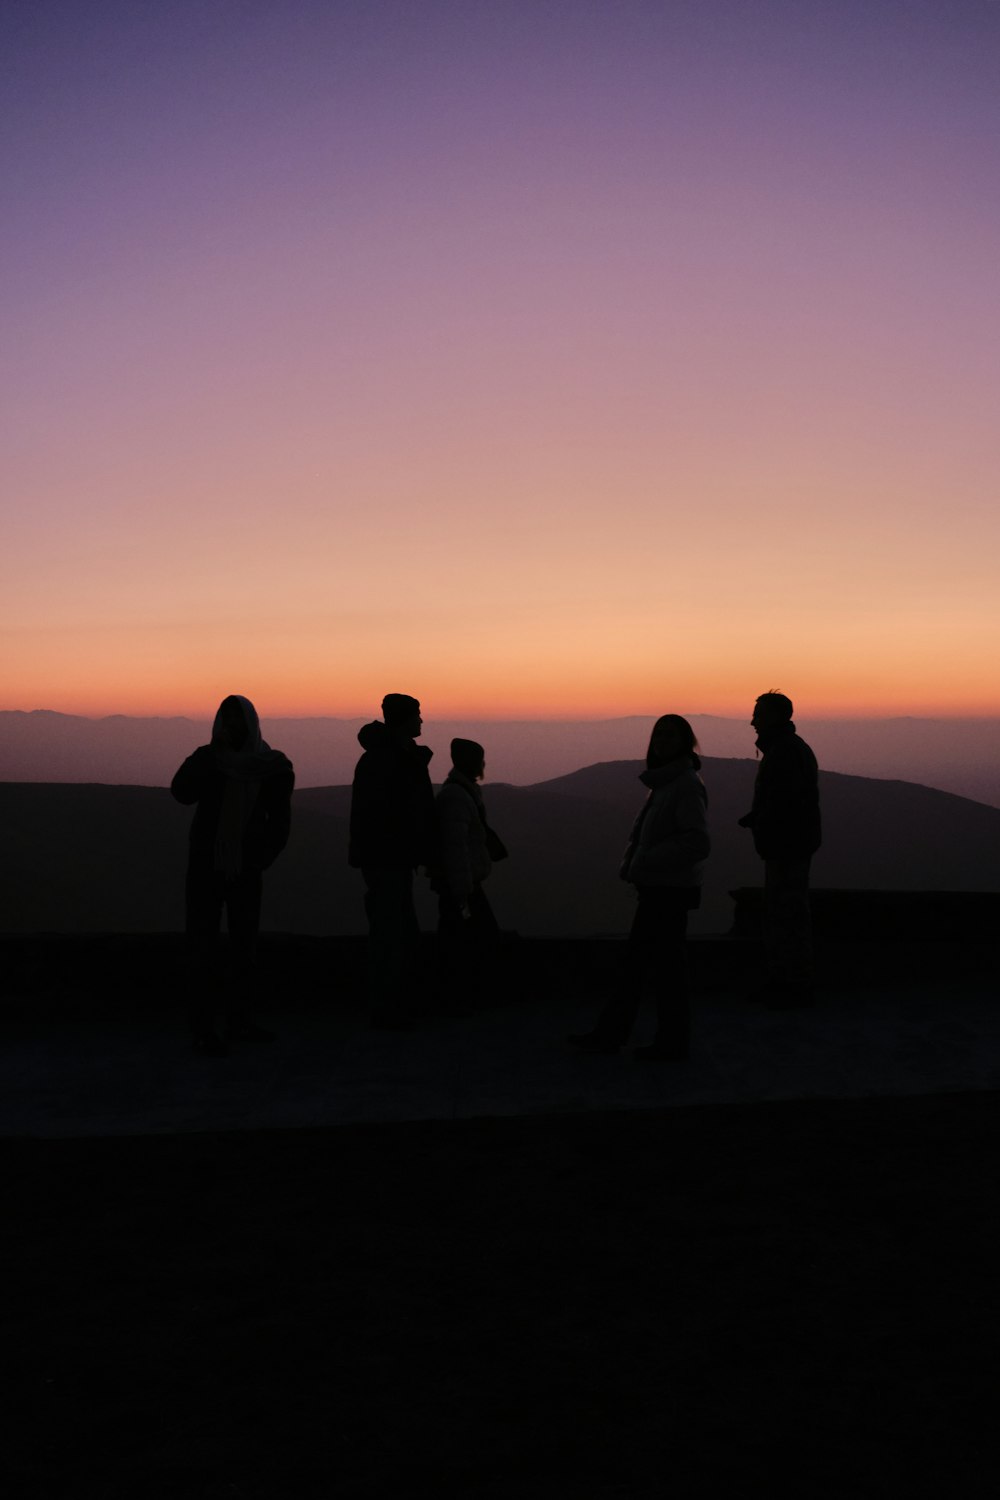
[4,705,1000,725]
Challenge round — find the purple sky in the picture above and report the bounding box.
[4,0,999,719]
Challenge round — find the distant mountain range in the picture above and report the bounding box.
[3,758,999,938]
[2,709,999,807]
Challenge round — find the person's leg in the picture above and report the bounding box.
[224,872,264,1035]
[364,866,419,1024]
[464,884,501,1005]
[468,884,500,939]
[437,891,469,1012]
[185,868,226,1049]
[645,899,692,1058]
[584,891,657,1048]
[764,857,814,1003]
[442,884,502,1006]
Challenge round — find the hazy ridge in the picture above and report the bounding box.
[2,709,999,807]
[3,757,999,939]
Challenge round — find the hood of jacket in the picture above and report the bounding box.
[356,719,433,765]
[210,696,292,780]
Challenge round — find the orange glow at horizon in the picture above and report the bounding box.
[4,614,999,724]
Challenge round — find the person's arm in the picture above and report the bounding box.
[260,767,294,868]
[170,746,215,805]
[349,756,390,867]
[630,783,710,880]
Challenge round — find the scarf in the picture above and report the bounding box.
[211,696,287,878]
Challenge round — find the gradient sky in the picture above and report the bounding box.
[4,0,999,720]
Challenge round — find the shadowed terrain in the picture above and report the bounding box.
[4,920,999,1495]
[5,709,1000,806]
[3,758,1000,936]
[7,1093,998,1497]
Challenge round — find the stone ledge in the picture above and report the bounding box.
[728,887,1000,942]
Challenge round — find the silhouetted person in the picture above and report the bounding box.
[569,715,709,1058]
[433,738,505,1010]
[349,694,434,1026]
[171,695,294,1055]
[738,690,821,1007]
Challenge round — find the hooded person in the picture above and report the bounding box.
[171,695,294,1053]
[433,738,504,1009]
[348,693,434,1026]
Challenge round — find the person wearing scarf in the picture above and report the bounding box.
[172,695,294,1054]
[433,738,505,1011]
[738,690,821,1007]
[569,714,709,1059]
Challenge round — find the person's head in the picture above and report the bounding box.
[382,693,422,738]
[751,691,793,734]
[212,694,256,751]
[451,737,485,781]
[646,714,698,770]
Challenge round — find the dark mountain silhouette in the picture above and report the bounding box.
[2,758,998,937]
[2,709,999,807]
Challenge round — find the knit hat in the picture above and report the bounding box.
[382,693,421,726]
[451,738,485,775]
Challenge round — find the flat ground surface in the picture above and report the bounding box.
[5,957,1000,1496]
[4,957,1000,1136]
[7,1095,1000,1498]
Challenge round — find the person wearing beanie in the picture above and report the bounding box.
[171,695,294,1055]
[433,738,505,1009]
[738,690,821,1008]
[349,693,435,1026]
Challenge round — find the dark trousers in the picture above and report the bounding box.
[595,886,694,1053]
[438,884,500,1008]
[764,857,813,985]
[363,865,420,1020]
[185,867,262,1039]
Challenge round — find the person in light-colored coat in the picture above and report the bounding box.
[434,738,502,1008]
[620,760,710,890]
[436,768,492,905]
[569,714,709,1059]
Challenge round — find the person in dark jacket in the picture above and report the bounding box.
[738,690,821,1007]
[171,695,294,1054]
[569,714,710,1059]
[433,738,503,1010]
[349,693,434,1025]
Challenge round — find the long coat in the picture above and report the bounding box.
[348,720,435,870]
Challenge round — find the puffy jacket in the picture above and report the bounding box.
[434,770,492,900]
[620,757,710,887]
[348,720,435,869]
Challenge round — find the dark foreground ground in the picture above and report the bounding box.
[7,1090,1000,1498]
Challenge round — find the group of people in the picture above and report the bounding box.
[569,691,821,1061]
[346,693,506,1027]
[170,689,821,1058]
